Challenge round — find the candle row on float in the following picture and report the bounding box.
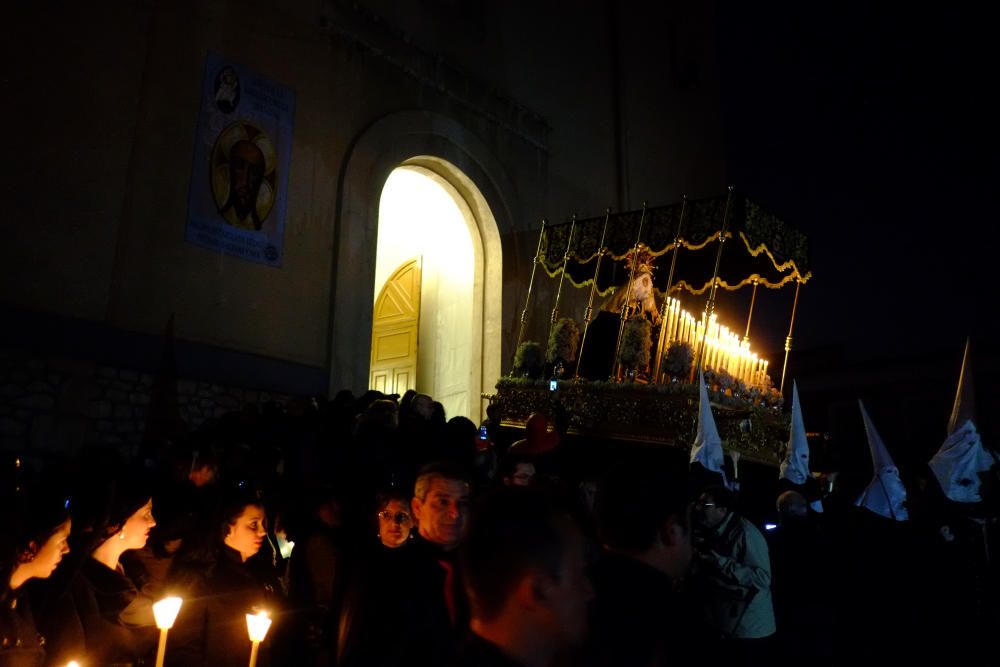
[660,297,769,386]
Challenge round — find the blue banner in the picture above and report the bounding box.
[185,52,295,266]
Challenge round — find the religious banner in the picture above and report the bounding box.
[185,52,295,266]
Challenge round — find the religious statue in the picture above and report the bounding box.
[576,244,661,380]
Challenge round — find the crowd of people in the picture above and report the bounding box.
[1,387,997,667]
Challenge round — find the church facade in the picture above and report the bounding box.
[1,0,726,453]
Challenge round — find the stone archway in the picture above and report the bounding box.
[331,111,513,421]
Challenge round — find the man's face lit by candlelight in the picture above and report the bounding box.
[412,478,470,550]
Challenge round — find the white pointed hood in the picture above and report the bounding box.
[929,339,997,503]
[855,400,908,521]
[690,371,725,474]
[930,420,996,504]
[779,381,810,486]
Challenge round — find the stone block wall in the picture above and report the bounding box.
[0,350,296,460]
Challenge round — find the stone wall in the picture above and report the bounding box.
[0,350,296,460]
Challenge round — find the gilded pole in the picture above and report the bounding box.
[693,187,733,377]
[511,219,547,375]
[743,279,760,343]
[612,202,648,380]
[575,209,611,379]
[546,215,578,344]
[779,279,801,394]
[652,196,687,383]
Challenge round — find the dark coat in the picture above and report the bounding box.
[40,558,156,667]
[339,535,465,667]
[0,589,45,667]
[584,550,714,667]
[451,633,524,667]
[166,546,282,667]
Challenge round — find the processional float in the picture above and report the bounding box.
[498,189,812,465]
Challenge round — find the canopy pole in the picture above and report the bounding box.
[652,196,687,383]
[743,279,759,343]
[575,210,611,379]
[546,216,578,344]
[693,187,733,378]
[612,202,648,380]
[779,279,802,394]
[511,219,547,375]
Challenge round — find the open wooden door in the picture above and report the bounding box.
[370,258,421,395]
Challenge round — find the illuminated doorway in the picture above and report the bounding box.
[371,164,491,421]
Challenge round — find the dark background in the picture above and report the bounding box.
[716,1,998,360]
[714,2,999,478]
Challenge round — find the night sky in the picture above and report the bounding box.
[716,3,999,363]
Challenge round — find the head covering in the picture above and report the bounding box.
[927,340,996,502]
[779,381,810,486]
[510,413,559,456]
[855,400,908,521]
[929,420,996,504]
[690,372,730,489]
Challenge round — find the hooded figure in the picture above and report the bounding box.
[928,339,998,503]
[778,382,824,513]
[855,401,908,521]
[779,381,810,486]
[690,372,730,489]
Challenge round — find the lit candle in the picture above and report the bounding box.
[153,596,183,667]
[665,299,675,344]
[671,301,680,342]
[246,611,272,667]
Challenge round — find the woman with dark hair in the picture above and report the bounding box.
[337,489,416,666]
[0,486,71,667]
[166,489,281,667]
[375,490,414,549]
[41,474,158,667]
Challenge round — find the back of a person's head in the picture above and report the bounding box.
[411,394,434,421]
[414,460,471,501]
[776,490,808,519]
[460,486,578,621]
[596,463,688,553]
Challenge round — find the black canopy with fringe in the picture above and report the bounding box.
[539,194,811,297]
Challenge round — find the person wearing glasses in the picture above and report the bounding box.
[376,492,414,549]
[338,487,429,665]
[692,485,775,662]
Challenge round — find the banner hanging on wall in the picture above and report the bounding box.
[185,52,295,266]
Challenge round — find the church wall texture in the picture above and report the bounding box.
[3,0,725,424]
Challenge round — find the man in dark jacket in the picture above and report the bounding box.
[454,486,593,667]
[585,461,711,667]
[340,461,472,666]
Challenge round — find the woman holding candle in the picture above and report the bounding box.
[0,483,71,667]
[40,473,158,667]
[166,488,282,667]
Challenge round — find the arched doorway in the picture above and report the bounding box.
[331,112,512,423]
[371,164,492,421]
